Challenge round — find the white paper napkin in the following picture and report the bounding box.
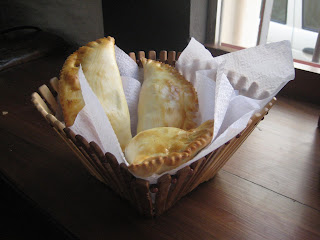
[70,66,126,163]
[115,45,143,82]
[121,76,141,137]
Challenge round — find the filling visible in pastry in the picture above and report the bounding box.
[125,120,214,177]
[137,58,198,133]
[58,36,132,151]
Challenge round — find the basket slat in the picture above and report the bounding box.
[76,137,122,190]
[166,166,191,209]
[179,157,206,197]
[200,138,238,183]
[120,163,138,206]
[31,92,52,115]
[129,52,136,63]
[100,157,125,195]
[159,50,167,63]
[132,179,153,216]
[201,119,255,183]
[167,51,176,66]
[49,77,59,93]
[78,146,105,182]
[88,143,119,190]
[148,50,156,60]
[80,145,103,180]
[138,51,145,59]
[137,51,145,67]
[105,152,131,199]
[64,128,105,182]
[187,150,220,192]
[52,118,66,133]
[177,52,181,60]
[155,174,171,216]
[45,113,58,127]
[75,135,108,183]
[90,153,114,186]
[39,84,58,114]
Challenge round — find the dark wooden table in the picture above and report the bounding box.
[1,54,320,239]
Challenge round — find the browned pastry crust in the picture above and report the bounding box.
[58,37,132,150]
[125,120,214,177]
[59,50,84,126]
[137,58,199,133]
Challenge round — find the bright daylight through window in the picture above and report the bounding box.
[215,0,320,67]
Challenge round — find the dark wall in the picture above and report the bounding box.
[279,68,320,104]
[0,0,104,46]
[102,0,191,53]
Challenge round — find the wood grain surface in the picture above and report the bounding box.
[0,54,319,239]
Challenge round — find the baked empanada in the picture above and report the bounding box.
[125,120,214,177]
[59,37,132,150]
[137,58,198,133]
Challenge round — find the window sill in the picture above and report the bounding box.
[293,61,320,74]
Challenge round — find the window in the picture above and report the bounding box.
[271,0,288,24]
[211,0,320,70]
[267,0,320,64]
[302,0,320,32]
[219,0,262,49]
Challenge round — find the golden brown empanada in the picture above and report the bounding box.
[125,120,214,177]
[59,37,132,150]
[137,58,198,133]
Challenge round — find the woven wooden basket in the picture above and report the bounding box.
[31,50,276,217]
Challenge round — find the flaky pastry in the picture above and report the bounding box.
[58,36,132,150]
[125,120,214,177]
[137,58,198,133]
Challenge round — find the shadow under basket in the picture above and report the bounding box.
[31,50,276,217]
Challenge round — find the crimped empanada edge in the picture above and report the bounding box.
[58,36,115,126]
[128,120,214,177]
